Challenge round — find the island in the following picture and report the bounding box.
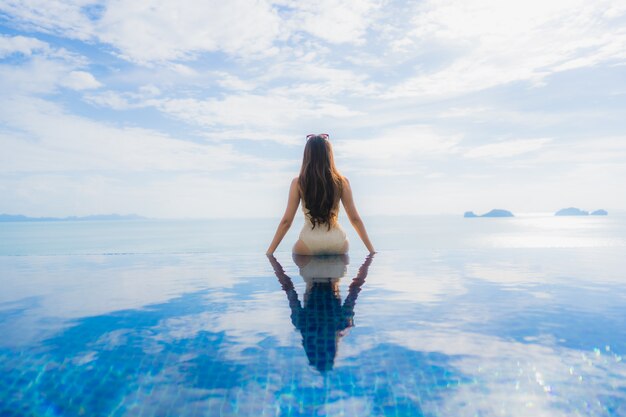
[464,209,514,218]
[0,214,145,222]
[591,209,608,216]
[555,207,589,216]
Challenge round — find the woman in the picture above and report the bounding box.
[266,133,375,255]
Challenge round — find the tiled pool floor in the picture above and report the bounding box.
[1,248,625,416]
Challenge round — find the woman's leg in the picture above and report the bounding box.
[292,239,313,255]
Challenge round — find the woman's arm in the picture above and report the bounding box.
[266,177,301,255]
[340,178,376,254]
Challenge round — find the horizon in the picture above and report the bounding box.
[1,208,623,221]
[1,1,626,218]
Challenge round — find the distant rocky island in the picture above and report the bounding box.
[554,207,608,216]
[0,214,145,222]
[464,209,514,218]
[464,207,609,218]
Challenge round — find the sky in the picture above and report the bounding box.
[1,0,626,218]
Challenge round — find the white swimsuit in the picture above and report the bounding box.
[298,203,348,255]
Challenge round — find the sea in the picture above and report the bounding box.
[1,214,626,416]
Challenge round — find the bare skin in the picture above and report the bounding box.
[266,176,375,255]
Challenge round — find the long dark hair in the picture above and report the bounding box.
[298,135,344,230]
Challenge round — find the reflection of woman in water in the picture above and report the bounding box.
[267,254,374,373]
[266,133,375,255]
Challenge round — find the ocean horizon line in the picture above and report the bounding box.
[2,210,624,222]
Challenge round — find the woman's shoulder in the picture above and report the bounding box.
[291,176,301,194]
[338,176,350,197]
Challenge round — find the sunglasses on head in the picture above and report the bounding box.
[306,133,329,140]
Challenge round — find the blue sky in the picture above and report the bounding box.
[1,0,625,218]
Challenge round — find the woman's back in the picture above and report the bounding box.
[300,179,341,226]
[296,178,349,255]
[297,137,344,231]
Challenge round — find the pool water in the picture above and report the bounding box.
[1,216,626,416]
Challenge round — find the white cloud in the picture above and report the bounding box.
[215,72,257,92]
[145,93,359,134]
[60,70,101,90]
[84,86,162,110]
[1,0,285,63]
[0,34,98,94]
[335,124,461,161]
[0,0,95,40]
[159,95,305,128]
[285,0,380,44]
[96,0,284,63]
[84,90,141,110]
[437,106,490,119]
[0,56,72,94]
[202,129,301,146]
[1,0,382,65]
[530,137,626,164]
[0,96,266,173]
[264,61,380,97]
[463,138,552,159]
[0,34,49,57]
[386,0,626,98]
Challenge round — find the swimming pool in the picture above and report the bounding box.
[1,217,625,416]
